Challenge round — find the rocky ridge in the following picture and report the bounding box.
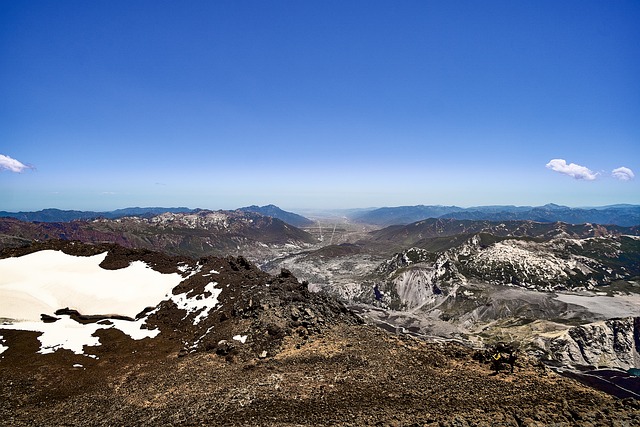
[1,241,639,426]
[275,232,640,379]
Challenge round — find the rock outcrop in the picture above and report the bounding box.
[549,317,640,370]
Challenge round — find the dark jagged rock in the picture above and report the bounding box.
[40,314,59,323]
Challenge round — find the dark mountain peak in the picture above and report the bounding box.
[237,204,314,228]
[539,203,569,210]
[352,205,466,226]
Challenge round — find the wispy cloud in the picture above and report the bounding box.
[0,154,32,173]
[611,167,635,181]
[545,159,597,181]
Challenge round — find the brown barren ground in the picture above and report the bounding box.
[1,323,638,427]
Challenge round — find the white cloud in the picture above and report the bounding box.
[0,154,32,173]
[545,159,597,181]
[611,167,635,181]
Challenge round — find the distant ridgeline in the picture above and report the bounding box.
[0,205,315,228]
[237,204,314,228]
[0,207,197,222]
[350,204,640,227]
[2,204,638,228]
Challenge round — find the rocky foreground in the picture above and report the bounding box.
[1,242,639,426]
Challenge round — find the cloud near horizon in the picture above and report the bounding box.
[545,159,597,181]
[0,154,32,173]
[611,167,635,181]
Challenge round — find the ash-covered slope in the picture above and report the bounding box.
[340,233,640,310]
[0,210,317,262]
[1,241,638,426]
[291,229,640,377]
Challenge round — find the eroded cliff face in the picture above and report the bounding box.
[353,234,639,312]
[548,317,640,370]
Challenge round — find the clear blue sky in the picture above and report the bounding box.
[1,0,639,211]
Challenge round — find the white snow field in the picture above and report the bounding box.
[0,335,7,356]
[0,250,182,321]
[0,250,185,356]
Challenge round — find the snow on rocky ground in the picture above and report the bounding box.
[165,280,222,325]
[149,211,230,229]
[466,240,575,283]
[0,250,186,357]
[233,335,247,343]
[1,315,159,357]
[0,250,183,321]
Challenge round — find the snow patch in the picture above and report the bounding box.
[0,335,7,355]
[0,250,185,357]
[170,282,222,324]
[1,314,159,357]
[202,268,220,277]
[233,335,247,344]
[0,250,183,322]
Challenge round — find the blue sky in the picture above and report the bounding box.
[1,0,639,211]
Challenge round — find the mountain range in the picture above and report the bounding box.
[0,210,317,261]
[351,203,640,227]
[0,207,197,222]
[4,203,640,228]
[0,204,315,228]
[237,204,314,228]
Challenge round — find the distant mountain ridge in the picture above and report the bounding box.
[3,203,639,227]
[351,204,640,227]
[0,210,317,260]
[0,205,314,228]
[0,207,197,222]
[237,204,314,227]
